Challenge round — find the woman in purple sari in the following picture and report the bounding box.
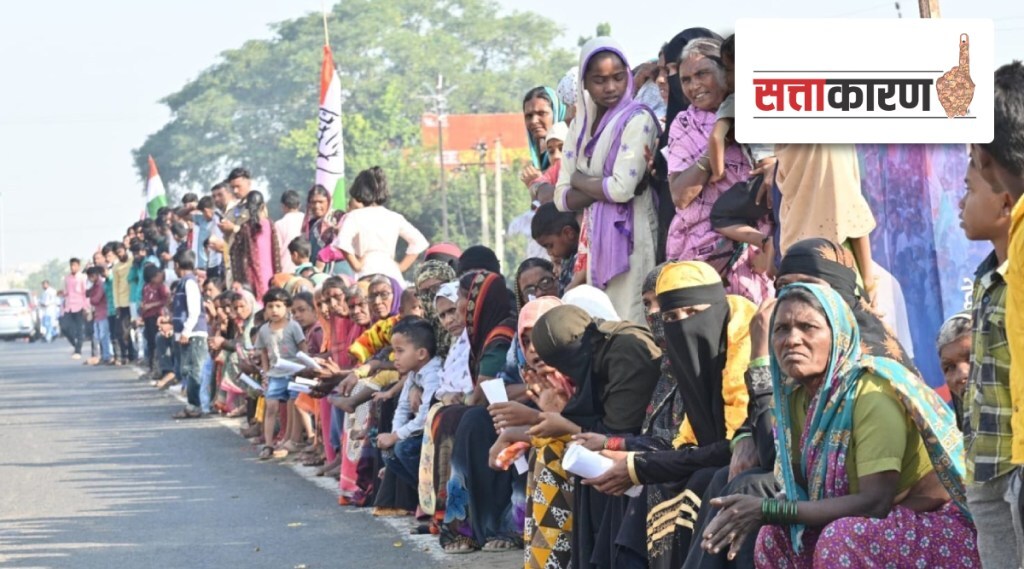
[664,37,772,305]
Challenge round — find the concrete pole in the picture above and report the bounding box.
[493,138,504,270]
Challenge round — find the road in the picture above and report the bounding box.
[0,340,520,569]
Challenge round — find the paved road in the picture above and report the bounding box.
[0,340,519,569]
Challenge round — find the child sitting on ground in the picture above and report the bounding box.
[531,202,583,293]
[376,317,441,492]
[255,287,308,460]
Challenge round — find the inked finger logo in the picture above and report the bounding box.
[936,34,976,118]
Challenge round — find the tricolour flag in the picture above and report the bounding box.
[146,155,168,219]
[316,45,346,208]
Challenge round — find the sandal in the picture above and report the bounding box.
[482,537,521,552]
[156,373,176,390]
[258,445,274,460]
[410,523,432,535]
[302,454,325,467]
[226,405,248,418]
[372,507,412,518]
[442,535,477,554]
[172,407,202,419]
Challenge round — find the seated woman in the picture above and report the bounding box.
[529,305,662,568]
[417,281,473,518]
[936,312,971,429]
[420,272,519,552]
[583,261,755,569]
[703,283,977,567]
[488,296,574,569]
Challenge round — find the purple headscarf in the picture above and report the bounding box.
[575,37,661,289]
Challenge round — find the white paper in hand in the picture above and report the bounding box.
[479,379,528,473]
[287,381,312,395]
[268,359,306,377]
[479,378,508,404]
[238,373,264,393]
[562,444,642,497]
[295,351,322,370]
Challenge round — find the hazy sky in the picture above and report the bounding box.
[1,0,1021,268]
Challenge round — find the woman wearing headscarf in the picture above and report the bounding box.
[704,284,978,568]
[414,259,458,357]
[563,285,620,322]
[529,304,662,568]
[554,37,661,324]
[650,28,722,263]
[521,86,568,188]
[582,261,754,569]
[425,272,519,551]
[229,191,281,300]
[775,238,915,370]
[487,296,574,569]
[664,37,771,305]
[418,281,473,519]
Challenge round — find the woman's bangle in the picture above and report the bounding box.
[761,498,799,524]
[695,156,710,172]
[605,436,625,451]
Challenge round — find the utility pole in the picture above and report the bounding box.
[420,75,457,241]
[475,142,490,247]
[918,0,940,18]
[494,138,504,269]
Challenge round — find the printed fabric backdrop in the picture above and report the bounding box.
[857,144,990,395]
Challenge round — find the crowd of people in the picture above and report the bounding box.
[39,28,1024,569]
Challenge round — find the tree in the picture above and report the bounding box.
[134,0,574,255]
[577,22,612,47]
[15,258,68,293]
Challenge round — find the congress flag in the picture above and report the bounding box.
[146,155,168,219]
[317,45,346,208]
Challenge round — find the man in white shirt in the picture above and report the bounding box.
[275,190,305,274]
[39,280,59,342]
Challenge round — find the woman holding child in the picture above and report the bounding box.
[664,37,771,304]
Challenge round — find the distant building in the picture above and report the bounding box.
[420,113,530,169]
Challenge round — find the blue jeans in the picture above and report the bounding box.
[330,407,344,453]
[178,337,208,410]
[93,318,112,362]
[384,434,423,487]
[199,356,215,414]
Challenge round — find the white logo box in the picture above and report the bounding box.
[734,18,994,144]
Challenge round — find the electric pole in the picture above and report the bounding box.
[918,0,940,18]
[494,138,504,269]
[420,75,457,241]
[475,142,490,247]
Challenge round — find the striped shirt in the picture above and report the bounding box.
[965,251,1014,483]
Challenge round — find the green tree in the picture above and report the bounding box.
[134,0,574,253]
[577,22,612,47]
[15,258,68,293]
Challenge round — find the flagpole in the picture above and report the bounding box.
[322,0,331,47]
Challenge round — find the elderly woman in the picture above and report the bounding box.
[937,312,971,428]
[703,283,977,568]
[529,304,662,568]
[554,37,660,324]
[664,37,771,305]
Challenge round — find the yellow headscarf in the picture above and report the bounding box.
[655,261,753,448]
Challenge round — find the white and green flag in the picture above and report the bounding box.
[146,155,168,218]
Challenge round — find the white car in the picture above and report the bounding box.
[0,290,41,341]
